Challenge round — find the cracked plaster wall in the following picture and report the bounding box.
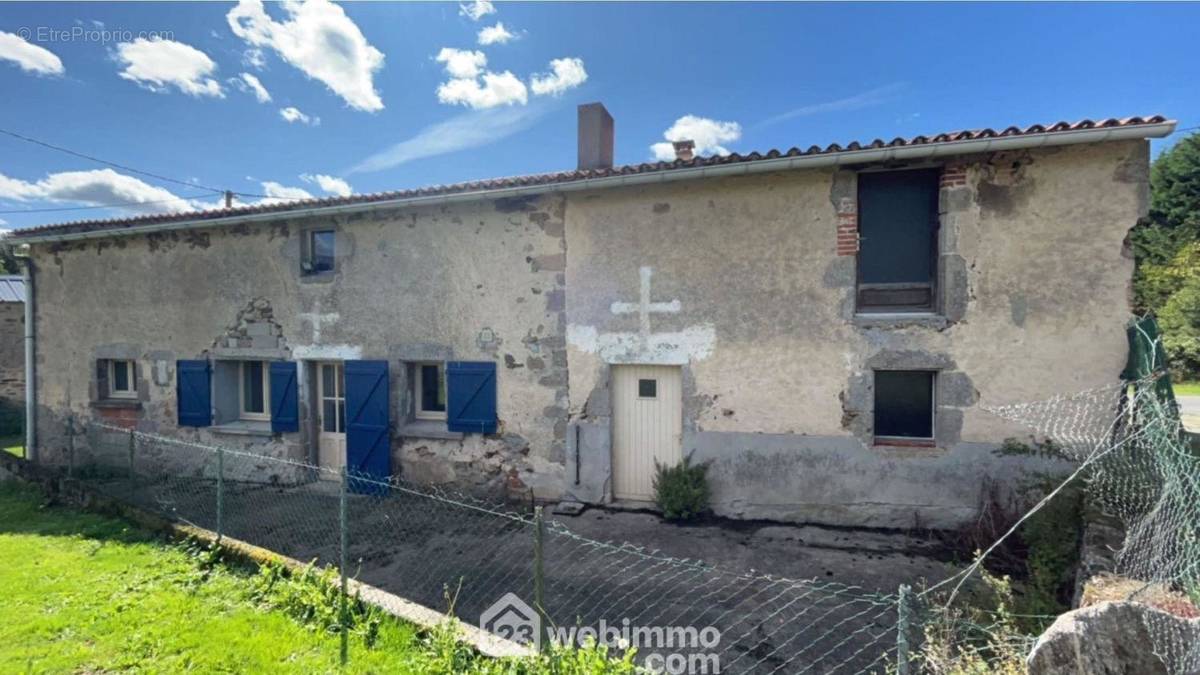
[564,140,1147,528]
[30,195,568,498]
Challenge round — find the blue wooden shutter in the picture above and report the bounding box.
[345,360,390,493]
[447,361,497,434]
[269,361,299,433]
[176,360,211,427]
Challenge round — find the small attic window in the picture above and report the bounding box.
[302,229,335,275]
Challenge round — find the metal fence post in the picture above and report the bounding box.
[533,505,546,651]
[216,444,224,543]
[896,583,911,675]
[65,414,74,478]
[339,466,349,666]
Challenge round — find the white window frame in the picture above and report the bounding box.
[413,362,447,421]
[303,229,336,275]
[239,360,271,421]
[318,362,345,434]
[107,359,137,399]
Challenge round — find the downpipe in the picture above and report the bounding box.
[22,255,35,462]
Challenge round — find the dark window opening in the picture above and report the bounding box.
[420,364,446,414]
[638,378,657,398]
[857,169,940,313]
[874,370,934,443]
[304,230,335,275]
[242,360,266,415]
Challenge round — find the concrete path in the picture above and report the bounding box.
[94,476,961,674]
[1179,395,1200,432]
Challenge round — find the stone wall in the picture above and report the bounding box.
[25,139,1149,527]
[564,140,1147,528]
[29,196,567,495]
[0,301,23,407]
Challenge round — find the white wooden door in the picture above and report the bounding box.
[317,362,346,476]
[611,365,682,502]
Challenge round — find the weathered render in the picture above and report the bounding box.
[30,197,568,494]
[0,296,24,406]
[12,111,1167,529]
[564,141,1147,527]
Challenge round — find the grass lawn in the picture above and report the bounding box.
[1174,381,1200,396]
[0,481,473,673]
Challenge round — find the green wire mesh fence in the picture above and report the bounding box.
[56,356,1200,673]
[75,420,911,674]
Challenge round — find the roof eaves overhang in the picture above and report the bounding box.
[14,120,1176,246]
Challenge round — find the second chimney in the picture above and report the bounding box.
[672,140,696,162]
[577,102,614,171]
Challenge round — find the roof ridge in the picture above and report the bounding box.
[9,115,1173,240]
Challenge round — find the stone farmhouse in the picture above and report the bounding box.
[9,107,1174,529]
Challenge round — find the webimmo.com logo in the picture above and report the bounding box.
[480,592,541,649]
[481,594,721,673]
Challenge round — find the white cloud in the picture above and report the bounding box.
[434,48,526,109]
[0,168,194,213]
[350,104,544,173]
[650,115,742,161]
[459,0,496,21]
[477,22,515,46]
[301,173,352,197]
[530,57,587,97]
[114,38,223,97]
[435,47,486,79]
[259,181,313,204]
[233,72,271,102]
[227,0,385,112]
[279,106,319,126]
[438,71,527,109]
[243,48,266,69]
[0,31,65,75]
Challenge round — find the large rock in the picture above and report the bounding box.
[1027,600,1198,675]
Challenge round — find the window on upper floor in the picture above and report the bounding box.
[873,370,935,446]
[856,169,940,314]
[302,229,336,275]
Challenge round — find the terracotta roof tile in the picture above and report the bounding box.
[10,115,1172,240]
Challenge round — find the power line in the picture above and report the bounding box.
[0,127,227,195]
[0,194,214,215]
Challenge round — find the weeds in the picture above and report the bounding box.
[653,455,711,521]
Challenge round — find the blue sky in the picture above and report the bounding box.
[1,1,1197,230]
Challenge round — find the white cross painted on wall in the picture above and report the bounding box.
[298,299,339,344]
[610,266,681,337]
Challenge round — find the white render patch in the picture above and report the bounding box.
[610,266,680,335]
[292,344,363,360]
[298,299,339,343]
[570,265,715,364]
[567,324,716,365]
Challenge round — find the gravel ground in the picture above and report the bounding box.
[89,475,962,674]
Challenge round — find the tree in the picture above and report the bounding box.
[1131,131,1200,379]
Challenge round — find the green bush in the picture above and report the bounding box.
[652,455,711,521]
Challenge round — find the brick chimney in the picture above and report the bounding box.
[577,102,614,171]
[672,140,696,161]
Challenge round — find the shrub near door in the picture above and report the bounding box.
[652,456,711,521]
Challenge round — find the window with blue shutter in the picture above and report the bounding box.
[269,361,299,433]
[446,361,497,434]
[345,360,391,493]
[177,360,212,427]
